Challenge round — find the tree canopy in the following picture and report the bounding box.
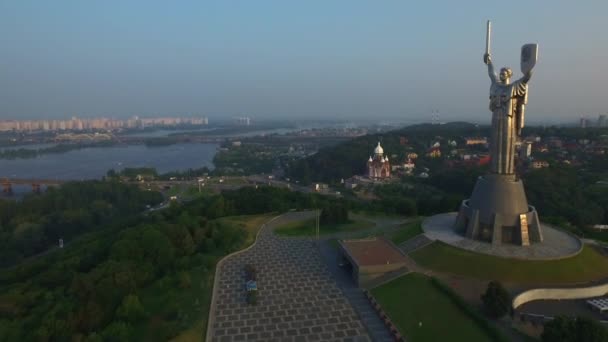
[0,184,364,341]
[0,181,162,266]
[542,315,608,342]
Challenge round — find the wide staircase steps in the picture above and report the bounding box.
[398,234,433,254]
[341,287,395,342]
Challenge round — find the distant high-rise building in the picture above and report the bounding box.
[598,114,608,128]
[0,115,210,132]
[234,116,251,126]
[580,116,587,128]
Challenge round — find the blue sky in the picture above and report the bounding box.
[0,1,606,123]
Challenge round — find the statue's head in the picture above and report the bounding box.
[499,67,513,84]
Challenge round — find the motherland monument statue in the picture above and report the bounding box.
[454,21,543,246]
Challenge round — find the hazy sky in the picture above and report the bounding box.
[0,1,606,123]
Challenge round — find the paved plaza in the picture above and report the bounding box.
[422,212,582,260]
[207,212,371,342]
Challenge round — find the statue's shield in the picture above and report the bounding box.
[521,44,538,74]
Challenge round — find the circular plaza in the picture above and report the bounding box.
[422,212,582,260]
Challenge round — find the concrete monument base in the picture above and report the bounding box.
[424,213,581,260]
[454,174,543,246]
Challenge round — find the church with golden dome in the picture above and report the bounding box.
[367,142,391,179]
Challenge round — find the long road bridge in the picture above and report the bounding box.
[1,178,66,194]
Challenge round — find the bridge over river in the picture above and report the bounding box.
[1,178,66,194]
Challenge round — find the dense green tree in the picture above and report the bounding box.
[524,166,607,230]
[320,202,349,225]
[84,332,104,342]
[12,222,46,256]
[116,295,146,323]
[481,281,511,318]
[177,271,192,289]
[101,321,133,342]
[162,224,196,256]
[207,196,226,218]
[0,181,162,266]
[542,316,608,342]
[141,228,175,273]
[395,197,418,216]
[424,166,486,195]
[110,239,143,261]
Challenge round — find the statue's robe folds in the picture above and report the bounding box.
[489,77,527,175]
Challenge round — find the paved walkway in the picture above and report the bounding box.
[207,212,371,342]
[422,212,582,260]
[319,240,395,342]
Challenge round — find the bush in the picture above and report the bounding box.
[101,321,133,342]
[481,281,511,318]
[320,202,349,225]
[542,315,608,342]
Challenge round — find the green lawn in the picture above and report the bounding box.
[371,273,494,342]
[411,241,608,284]
[388,218,423,244]
[274,216,375,237]
[217,214,276,247]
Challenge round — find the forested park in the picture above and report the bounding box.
[0,183,364,341]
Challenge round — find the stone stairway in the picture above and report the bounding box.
[341,287,395,342]
[398,234,433,254]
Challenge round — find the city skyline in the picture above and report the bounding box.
[0,115,209,132]
[1,1,607,122]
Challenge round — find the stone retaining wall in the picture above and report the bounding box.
[513,283,608,309]
[363,290,406,342]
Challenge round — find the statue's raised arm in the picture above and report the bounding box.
[519,69,532,84]
[484,53,497,83]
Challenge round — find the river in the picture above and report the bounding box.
[0,126,313,182]
[0,143,218,180]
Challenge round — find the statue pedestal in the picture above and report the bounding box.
[454,174,543,246]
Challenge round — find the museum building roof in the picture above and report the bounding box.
[339,237,407,267]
